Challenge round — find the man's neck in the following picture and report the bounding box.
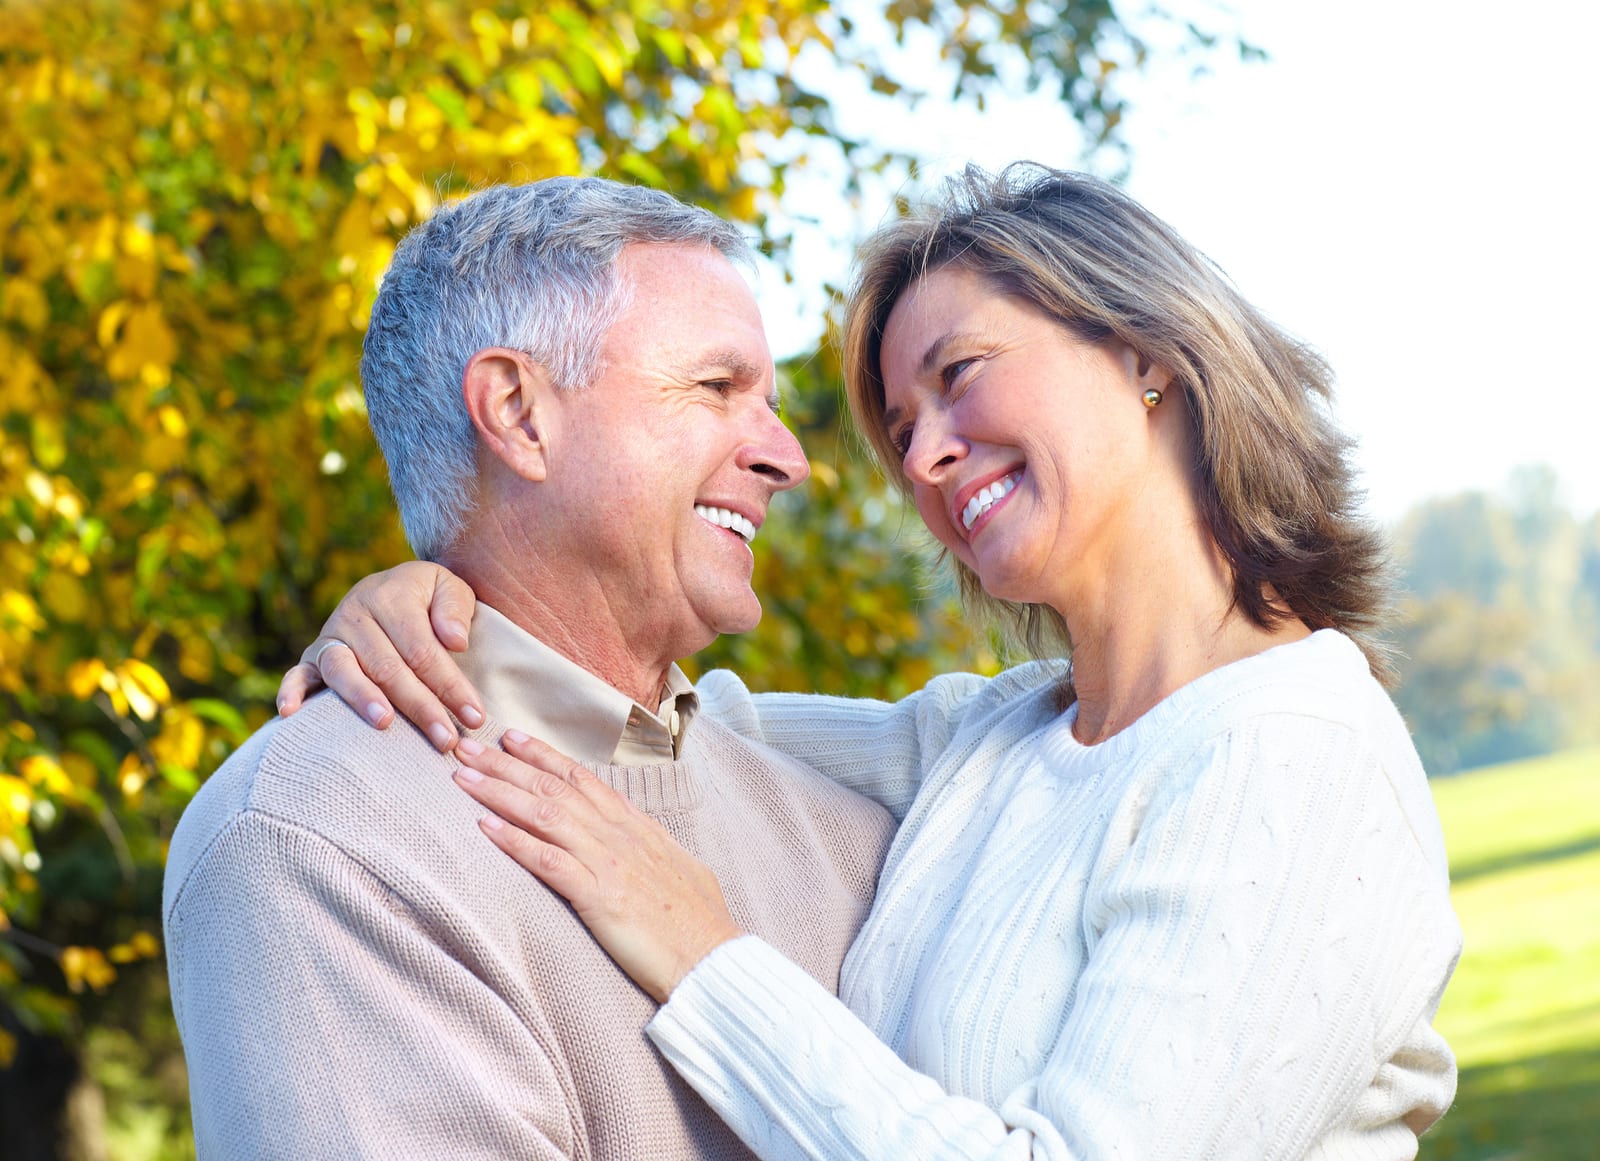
[450,553,676,709]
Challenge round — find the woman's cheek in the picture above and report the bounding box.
[913,486,962,554]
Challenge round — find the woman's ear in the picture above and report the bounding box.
[462,348,556,482]
[1132,349,1175,397]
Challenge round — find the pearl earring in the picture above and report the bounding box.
[1142,388,1164,409]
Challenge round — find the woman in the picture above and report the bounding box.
[280,164,1461,1158]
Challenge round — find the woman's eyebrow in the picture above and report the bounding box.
[882,330,985,428]
[917,330,984,378]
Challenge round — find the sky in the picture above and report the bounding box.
[756,0,1600,525]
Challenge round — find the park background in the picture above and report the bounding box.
[1,0,1596,1157]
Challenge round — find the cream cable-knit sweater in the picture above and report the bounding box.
[660,630,1462,1160]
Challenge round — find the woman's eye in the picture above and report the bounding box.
[941,358,977,390]
[890,424,915,459]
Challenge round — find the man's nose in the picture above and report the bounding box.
[741,406,810,491]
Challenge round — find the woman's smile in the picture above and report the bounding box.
[955,467,1024,537]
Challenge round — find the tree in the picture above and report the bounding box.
[1391,472,1600,774]
[0,0,1242,1153]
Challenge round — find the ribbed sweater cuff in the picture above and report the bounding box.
[647,937,1007,1160]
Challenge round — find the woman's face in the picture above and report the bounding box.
[878,265,1175,612]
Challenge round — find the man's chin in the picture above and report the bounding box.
[707,593,763,639]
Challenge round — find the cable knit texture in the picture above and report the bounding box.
[658,630,1463,1160]
[163,696,895,1159]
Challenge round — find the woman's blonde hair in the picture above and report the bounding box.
[843,163,1394,683]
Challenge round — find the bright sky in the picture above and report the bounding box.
[758,0,1600,525]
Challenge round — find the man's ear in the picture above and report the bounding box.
[462,347,556,482]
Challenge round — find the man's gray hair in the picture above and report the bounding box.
[361,177,756,560]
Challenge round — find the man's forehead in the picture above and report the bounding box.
[609,243,772,356]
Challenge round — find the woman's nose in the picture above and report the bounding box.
[903,414,965,485]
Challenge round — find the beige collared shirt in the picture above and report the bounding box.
[457,602,699,764]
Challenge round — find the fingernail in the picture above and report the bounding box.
[427,722,455,749]
[454,765,483,783]
[480,814,503,830]
[459,704,484,728]
[448,621,469,643]
[456,737,484,757]
[367,702,388,726]
[504,728,529,745]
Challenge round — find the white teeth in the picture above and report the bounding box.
[695,504,756,542]
[961,471,1021,531]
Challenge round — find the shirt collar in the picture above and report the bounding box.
[456,602,699,766]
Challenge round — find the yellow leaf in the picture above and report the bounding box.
[60,946,116,993]
[1,279,49,332]
[108,930,161,963]
[106,303,177,383]
[19,755,73,796]
[122,658,171,705]
[0,1028,15,1068]
[66,658,106,697]
[0,774,33,828]
[23,470,54,509]
[118,752,147,797]
[42,573,88,622]
[156,404,188,438]
[117,678,157,723]
[97,300,131,349]
[152,710,203,771]
[1,591,45,632]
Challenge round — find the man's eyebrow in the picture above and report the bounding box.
[684,349,766,382]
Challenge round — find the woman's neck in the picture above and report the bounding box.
[1056,519,1309,746]
[1067,612,1310,745]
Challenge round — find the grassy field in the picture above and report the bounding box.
[1420,746,1600,1161]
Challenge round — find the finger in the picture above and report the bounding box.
[302,636,401,733]
[499,731,597,788]
[276,663,323,717]
[317,605,465,747]
[453,764,616,871]
[454,739,610,822]
[367,565,485,729]
[471,732,627,818]
[427,569,478,653]
[477,815,599,912]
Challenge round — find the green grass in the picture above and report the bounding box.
[1420,746,1600,1161]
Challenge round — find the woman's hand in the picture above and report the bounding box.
[453,731,742,1003]
[276,561,485,750]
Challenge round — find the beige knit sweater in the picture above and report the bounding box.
[163,694,895,1159]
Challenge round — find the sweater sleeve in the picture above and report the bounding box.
[645,713,1461,1160]
[164,809,578,1159]
[695,668,999,819]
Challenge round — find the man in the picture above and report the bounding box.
[163,178,896,1159]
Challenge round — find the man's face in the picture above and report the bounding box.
[541,242,809,661]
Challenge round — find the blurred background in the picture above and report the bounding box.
[2,0,1595,1157]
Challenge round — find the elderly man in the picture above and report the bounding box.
[162,179,895,1159]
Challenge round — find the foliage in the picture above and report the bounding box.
[1420,746,1600,1160]
[1390,466,1600,773]
[1,0,1218,1148]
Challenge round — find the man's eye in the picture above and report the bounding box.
[702,379,735,393]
